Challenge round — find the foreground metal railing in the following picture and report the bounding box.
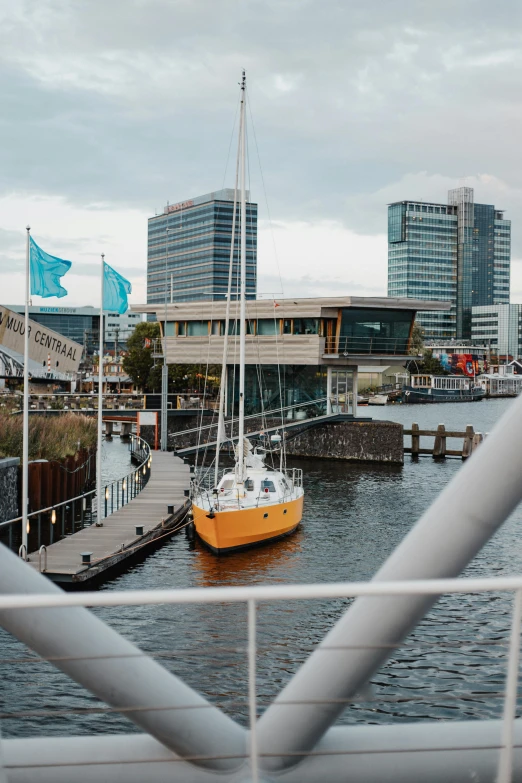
[0,436,151,556]
[0,576,521,782]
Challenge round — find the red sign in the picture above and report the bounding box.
[165,200,194,214]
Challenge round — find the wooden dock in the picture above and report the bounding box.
[404,423,484,459]
[27,452,190,585]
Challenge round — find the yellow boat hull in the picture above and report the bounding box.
[192,494,304,554]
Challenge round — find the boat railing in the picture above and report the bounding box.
[4,574,522,781]
[191,466,304,510]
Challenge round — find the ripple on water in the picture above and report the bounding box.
[2,399,522,736]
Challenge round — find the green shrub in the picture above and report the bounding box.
[0,413,97,462]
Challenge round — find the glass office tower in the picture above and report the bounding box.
[388,188,511,340]
[147,188,257,304]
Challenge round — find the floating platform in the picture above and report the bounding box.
[27,452,190,586]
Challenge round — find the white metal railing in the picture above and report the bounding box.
[1,575,521,781]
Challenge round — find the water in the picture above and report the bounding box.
[1,398,521,737]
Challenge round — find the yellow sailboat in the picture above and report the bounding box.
[191,72,304,554]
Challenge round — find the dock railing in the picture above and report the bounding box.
[1,575,521,782]
[0,435,152,556]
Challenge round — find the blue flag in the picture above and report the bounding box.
[103,262,132,314]
[30,237,72,298]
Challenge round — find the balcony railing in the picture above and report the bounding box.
[324,336,410,356]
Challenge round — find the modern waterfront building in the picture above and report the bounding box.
[471,304,522,361]
[6,305,144,355]
[388,187,511,341]
[147,189,257,305]
[133,296,450,415]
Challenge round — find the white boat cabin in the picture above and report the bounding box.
[409,374,478,391]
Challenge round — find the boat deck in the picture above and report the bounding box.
[27,451,190,584]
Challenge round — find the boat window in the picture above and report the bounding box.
[261,480,276,492]
[245,478,254,491]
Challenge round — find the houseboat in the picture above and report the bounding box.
[402,375,485,403]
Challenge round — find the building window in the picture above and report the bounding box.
[257,319,278,335]
[293,318,319,335]
[339,308,413,354]
[187,321,209,336]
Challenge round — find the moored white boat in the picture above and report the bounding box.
[190,72,304,554]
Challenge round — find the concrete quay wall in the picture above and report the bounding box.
[140,411,404,465]
[286,420,404,464]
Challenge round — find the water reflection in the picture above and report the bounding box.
[1,400,521,736]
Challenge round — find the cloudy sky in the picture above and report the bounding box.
[1,0,522,306]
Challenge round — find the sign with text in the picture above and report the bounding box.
[0,306,82,374]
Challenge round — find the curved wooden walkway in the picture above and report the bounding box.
[28,452,190,585]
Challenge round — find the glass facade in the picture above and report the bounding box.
[339,308,413,354]
[388,188,511,340]
[7,306,142,355]
[227,364,328,416]
[147,189,257,304]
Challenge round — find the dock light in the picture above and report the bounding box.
[105,487,109,501]
[142,465,146,475]
[82,497,87,511]
[26,521,30,535]
[135,472,139,483]
[122,478,127,491]
[51,509,56,524]
[148,457,152,468]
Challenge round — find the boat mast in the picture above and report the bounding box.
[237,70,247,485]
[214,127,240,486]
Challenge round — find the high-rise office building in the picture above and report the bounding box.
[472,304,522,360]
[388,187,511,340]
[147,188,257,304]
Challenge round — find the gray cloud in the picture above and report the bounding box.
[0,0,521,248]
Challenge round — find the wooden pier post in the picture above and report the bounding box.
[472,432,483,453]
[433,423,447,459]
[462,425,474,459]
[411,423,420,456]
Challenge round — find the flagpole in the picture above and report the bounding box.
[22,226,30,559]
[97,254,104,525]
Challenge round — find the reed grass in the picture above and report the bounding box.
[0,414,97,462]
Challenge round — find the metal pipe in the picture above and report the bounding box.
[497,589,522,783]
[96,254,104,525]
[257,391,522,770]
[3,721,522,783]
[236,69,247,485]
[21,226,31,559]
[0,545,245,770]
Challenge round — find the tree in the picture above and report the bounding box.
[122,322,223,395]
[406,349,447,376]
[409,321,424,356]
[122,322,160,392]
